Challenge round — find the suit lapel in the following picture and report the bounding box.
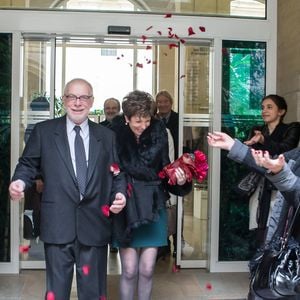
[54,116,77,184]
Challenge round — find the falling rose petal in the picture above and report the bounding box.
[146,45,152,50]
[168,43,178,49]
[146,59,151,64]
[164,13,172,18]
[101,205,110,217]
[82,265,90,276]
[46,291,56,300]
[168,27,173,31]
[205,282,212,290]
[180,39,186,44]
[19,245,30,253]
[110,163,120,176]
[146,26,153,31]
[141,35,147,43]
[121,54,124,57]
[168,33,175,38]
[136,63,143,68]
[116,57,120,60]
[157,31,162,35]
[180,74,186,79]
[199,26,206,32]
[152,61,157,64]
[188,26,196,36]
[174,34,179,39]
[128,63,133,67]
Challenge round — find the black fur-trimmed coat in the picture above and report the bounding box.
[111,115,191,245]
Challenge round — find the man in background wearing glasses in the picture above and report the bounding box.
[9,78,127,300]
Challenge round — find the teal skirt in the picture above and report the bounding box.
[114,208,168,248]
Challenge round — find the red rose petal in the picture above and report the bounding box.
[19,245,30,253]
[46,291,56,300]
[205,282,212,290]
[157,31,162,35]
[146,45,152,50]
[152,61,157,64]
[146,26,153,31]
[188,26,196,36]
[101,205,110,217]
[199,26,206,32]
[168,43,178,49]
[180,74,186,79]
[180,39,186,44]
[82,265,90,275]
[164,13,172,18]
[141,35,147,43]
[136,63,143,68]
[127,183,133,197]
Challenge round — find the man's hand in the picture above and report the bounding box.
[110,192,126,214]
[207,131,235,151]
[251,149,285,174]
[9,179,25,201]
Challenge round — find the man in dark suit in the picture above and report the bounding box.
[100,97,120,128]
[9,78,127,300]
[155,90,179,159]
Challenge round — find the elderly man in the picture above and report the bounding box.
[9,78,126,300]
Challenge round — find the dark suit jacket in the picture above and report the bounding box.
[12,115,127,246]
[165,110,179,159]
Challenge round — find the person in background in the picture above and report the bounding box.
[9,78,127,300]
[111,90,192,300]
[155,90,193,258]
[100,97,121,128]
[99,96,121,254]
[241,94,300,249]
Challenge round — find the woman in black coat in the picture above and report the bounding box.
[111,90,191,300]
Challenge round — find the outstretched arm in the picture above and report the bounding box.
[207,132,235,151]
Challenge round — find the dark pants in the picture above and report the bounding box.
[44,240,108,300]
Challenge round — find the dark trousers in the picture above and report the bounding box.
[44,240,108,300]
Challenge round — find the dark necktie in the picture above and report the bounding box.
[74,126,87,196]
[162,117,167,125]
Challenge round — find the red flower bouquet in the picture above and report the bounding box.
[158,150,208,185]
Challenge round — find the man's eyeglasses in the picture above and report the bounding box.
[64,94,93,102]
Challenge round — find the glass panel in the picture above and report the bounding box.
[180,43,211,262]
[184,45,210,114]
[0,0,266,18]
[54,38,155,119]
[20,39,52,263]
[219,40,266,261]
[0,33,12,262]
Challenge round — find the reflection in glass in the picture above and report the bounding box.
[219,40,266,261]
[0,33,12,262]
[182,126,209,261]
[20,39,53,263]
[0,0,266,18]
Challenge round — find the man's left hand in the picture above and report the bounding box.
[110,192,126,214]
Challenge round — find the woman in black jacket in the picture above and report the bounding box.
[111,90,191,300]
[241,95,300,248]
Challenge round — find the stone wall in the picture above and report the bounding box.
[277,0,300,122]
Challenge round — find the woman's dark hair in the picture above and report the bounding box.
[122,90,154,119]
[262,94,287,120]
